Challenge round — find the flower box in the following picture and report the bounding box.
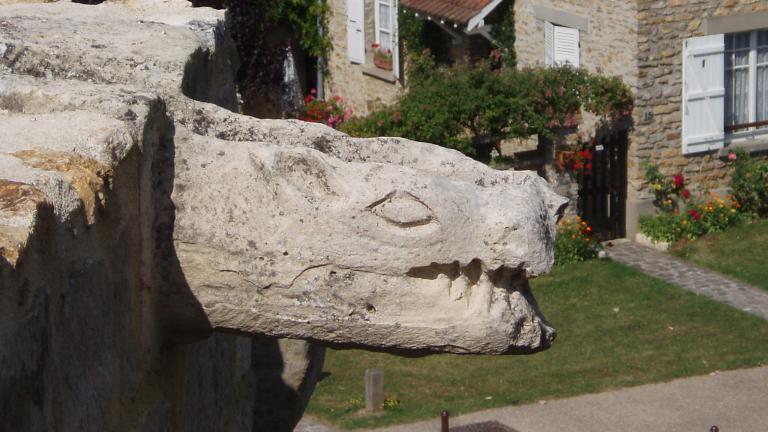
[373,56,392,71]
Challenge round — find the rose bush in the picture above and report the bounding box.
[555,216,603,266]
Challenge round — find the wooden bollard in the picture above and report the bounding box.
[365,368,384,411]
[441,410,449,432]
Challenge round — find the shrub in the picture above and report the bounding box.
[342,64,633,160]
[300,91,352,129]
[639,161,749,243]
[639,212,683,243]
[555,217,602,266]
[730,149,768,216]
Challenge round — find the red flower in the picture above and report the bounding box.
[688,209,701,221]
[585,163,592,170]
[579,149,592,160]
[681,189,691,199]
[673,174,685,189]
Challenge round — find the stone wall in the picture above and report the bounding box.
[0,3,324,431]
[514,0,638,87]
[630,0,768,235]
[325,0,403,116]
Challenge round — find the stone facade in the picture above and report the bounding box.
[630,0,768,235]
[514,0,639,88]
[324,0,403,116]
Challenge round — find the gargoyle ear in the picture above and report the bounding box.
[272,148,341,199]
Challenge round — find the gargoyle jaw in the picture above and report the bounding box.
[180,251,555,355]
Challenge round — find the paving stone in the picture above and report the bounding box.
[606,242,768,321]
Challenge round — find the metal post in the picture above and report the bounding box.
[364,368,384,411]
[441,410,449,432]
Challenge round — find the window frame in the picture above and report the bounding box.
[374,0,394,51]
[725,29,768,139]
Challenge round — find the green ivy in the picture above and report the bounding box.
[490,1,516,67]
[268,0,330,60]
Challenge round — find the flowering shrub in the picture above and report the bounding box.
[643,160,691,213]
[300,90,353,129]
[729,149,768,216]
[341,63,633,160]
[555,217,602,266]
[556,133,595,175]
[639,161,749,243]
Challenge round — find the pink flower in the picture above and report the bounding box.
[681,189,691,199]
[728,152,737,161]
[310,88,317,95]
[673,174,684,189]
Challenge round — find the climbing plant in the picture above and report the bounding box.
[190,0,330,117]
[489,1,516,67]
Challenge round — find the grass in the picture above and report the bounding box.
[671,218,768,292]
[306,259,768,429]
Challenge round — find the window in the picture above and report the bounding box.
[375,0,394,52]
[681,30,768,154]
[725,30,768,132]
[347,0,400,79]
[545,22,579,67]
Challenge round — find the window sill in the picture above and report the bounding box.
[720,135,768,157]
[361,65,397,84]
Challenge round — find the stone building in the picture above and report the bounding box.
[325,0,768,238]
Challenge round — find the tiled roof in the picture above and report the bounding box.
[400,0,494,26]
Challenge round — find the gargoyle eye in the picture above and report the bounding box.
[367,191,435,228]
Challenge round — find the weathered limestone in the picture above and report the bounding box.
[0,1,565,430]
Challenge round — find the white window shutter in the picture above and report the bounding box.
[544,21,554,67]
[553,25,579,67]
[347,0,365,64]
[682,34,725,154]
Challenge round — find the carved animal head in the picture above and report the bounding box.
[171,128,567,355]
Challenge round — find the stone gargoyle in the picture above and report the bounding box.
[0,1,566,431]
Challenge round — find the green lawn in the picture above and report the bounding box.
[671,219,768,292]
[306,260,768,429]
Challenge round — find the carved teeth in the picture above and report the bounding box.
[491,288,511,315]
[451,274,468,301]
[468,271,493,312]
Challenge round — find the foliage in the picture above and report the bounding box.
[342,64,634,159]
[644,160,690,213]
[268,0,331,59]
[300,91,352,129]
[730,149,768,216]
[640,161,749,243]
[217,0,330,115]
[343,397,363,412]
[308,260,768,429]
[383,396,401,410]
[639,212,683,243]
[489,1,516,67]
[554,216,602,266]
[398,8,426,56]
